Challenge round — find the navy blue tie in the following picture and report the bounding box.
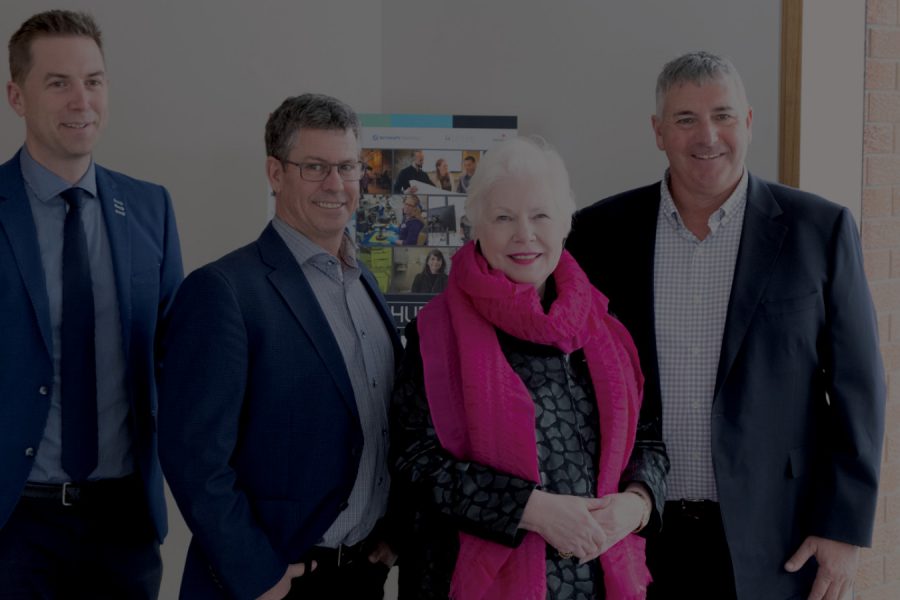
[60,187,98,482]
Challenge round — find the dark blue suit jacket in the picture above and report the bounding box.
[0,150,183,541]
[158,224,402,600]
[567,174,885,599]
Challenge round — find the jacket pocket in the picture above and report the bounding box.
[760,291,819,316]
[787,446,809,479]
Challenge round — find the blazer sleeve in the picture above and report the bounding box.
[811,207,885,546]
[620,411,669,535]
[391,320,537,548]
[156,186,183,345]
[157,266,286,600]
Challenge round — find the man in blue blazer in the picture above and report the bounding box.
[159,93,402,600]
[568,52,885,600]
[0,10,182,598]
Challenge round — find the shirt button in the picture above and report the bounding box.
[693,293,701,304]
[38,385,49,396]
[24,448,35,457]
[361,330,366,338]
[691,347,700,356]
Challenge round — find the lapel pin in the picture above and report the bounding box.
[113,198,126,216]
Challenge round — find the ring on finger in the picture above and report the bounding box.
[558,551,574,559]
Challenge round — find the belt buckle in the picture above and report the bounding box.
[678,499,706,520]
[61,482,73,507]
[675,499,694,520]
[336,543,359,568]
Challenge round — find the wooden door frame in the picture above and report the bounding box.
[779,0,803,186]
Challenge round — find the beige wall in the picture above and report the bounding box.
[800,0,866,220]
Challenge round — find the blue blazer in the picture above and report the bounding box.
[158,224,402,600]
[0,150,183,541]
[567,173,885,599]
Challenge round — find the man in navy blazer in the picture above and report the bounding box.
[159,93,402,600]
[568,52,884,600]
[0,10,182,598]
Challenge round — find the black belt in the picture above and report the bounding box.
[21,475,140,507]
[305,539,370,569]
[665,499,720,521]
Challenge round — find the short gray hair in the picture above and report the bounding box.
[465,135,575,236]
[265,93,360,160]
[655,51,748,117]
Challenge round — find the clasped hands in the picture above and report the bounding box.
[520,486,650,563]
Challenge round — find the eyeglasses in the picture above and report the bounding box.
[281,159,365,182]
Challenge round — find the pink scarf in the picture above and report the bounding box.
[418,242,650,600]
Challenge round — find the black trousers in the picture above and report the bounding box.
[0,477,161,600]
[284,549,390,599]
[646,500,737,600]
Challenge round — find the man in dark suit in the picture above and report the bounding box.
[159,93,402,600]
[393,149,432,193]
[0,10,183,598]
[567,51,885,600]
[456,154,477,194]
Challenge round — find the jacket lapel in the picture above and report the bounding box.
[714,174,788,397]
[360,267,402,358]
[633,189,661,361]
[0,152,53,356]
[96,166,133,358]
[631,189,664,408]
[258,224,359,419]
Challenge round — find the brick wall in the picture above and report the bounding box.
[857,1,900,598]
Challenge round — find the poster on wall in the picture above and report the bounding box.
[355,114,517,337]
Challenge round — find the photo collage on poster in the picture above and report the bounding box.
[353,115,517,336]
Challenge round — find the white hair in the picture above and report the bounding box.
[464,135,575,235]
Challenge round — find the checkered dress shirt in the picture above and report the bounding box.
[653,170,748,501]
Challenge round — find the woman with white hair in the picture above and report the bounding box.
[391,136,668,599]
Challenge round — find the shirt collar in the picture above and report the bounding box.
[272,215,358,270]
[20,145,98,203]
[659,168,748,234]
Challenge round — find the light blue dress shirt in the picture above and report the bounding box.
[21,146,133,483]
